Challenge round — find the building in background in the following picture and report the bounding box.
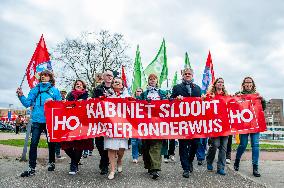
[261,99,284,140]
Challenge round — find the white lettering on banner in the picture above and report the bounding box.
[137,119,223,137]
[145,104,155,118]
[230,109,254,123]
[105,102,116,117]
[158,100,221,118]
[87,122,132,138]
[159,104,170,117]
[54,116,80,131]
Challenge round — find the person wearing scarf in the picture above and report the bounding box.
[139,74,167,180]
[104,77,130,180]
[234,77,266,177]
[61,80,94,175]
[171,68,201,178]
[205,78,229,175]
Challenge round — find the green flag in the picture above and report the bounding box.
[184,52,192,69]
[132,45,146,94]
[172,71,178,87]
[144,39,168,87]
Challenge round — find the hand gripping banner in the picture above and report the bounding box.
[45,94,266,142]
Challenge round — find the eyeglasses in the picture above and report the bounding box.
[184,73,192,76]
[114,81,122,84]
[136,91,142,92]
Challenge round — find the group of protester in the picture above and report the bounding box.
[16,67,266,180]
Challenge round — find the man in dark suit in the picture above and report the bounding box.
[171,67,201,178]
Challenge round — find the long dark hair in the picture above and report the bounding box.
[241,76,256,93]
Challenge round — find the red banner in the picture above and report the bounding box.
[45,94,266,142]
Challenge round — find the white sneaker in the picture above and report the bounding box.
[164,158,169,163]
[133,159,138,163]
[108,172,115,180]
[226,159,231,164]
[170,155,175,162]
[117,165,122,173]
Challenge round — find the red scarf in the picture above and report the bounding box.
[71,89,86,101]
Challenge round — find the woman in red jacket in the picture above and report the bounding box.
[61,80,94,175]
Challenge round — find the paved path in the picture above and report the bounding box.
[0,133,283,188]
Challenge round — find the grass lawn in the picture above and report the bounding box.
[0,139,48,148]
[232,143,284,150]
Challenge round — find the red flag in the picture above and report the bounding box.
[26,35,52,88]
[206,51,215,83]
[121,65,128,88]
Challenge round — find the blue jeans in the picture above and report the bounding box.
[29,122,55,169]
[196,138,208,161]
[236,133,260,166]
[131,138,142,160]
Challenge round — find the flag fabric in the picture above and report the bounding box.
[184,52,192,69]
[144,39,168,87]
[201,51,215,94]
[26,35,52,88]
[121,65,128,88]
[131,45,147,94]
[172,71,178,88]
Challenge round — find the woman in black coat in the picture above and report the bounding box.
[61,80,94,175]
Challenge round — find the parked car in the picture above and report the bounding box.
[0,122,14,132]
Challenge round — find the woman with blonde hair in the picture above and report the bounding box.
[234,76,266,177]
[206,77,229,175]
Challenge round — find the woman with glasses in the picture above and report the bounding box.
[104,77,130,180]
[234,77,266,177]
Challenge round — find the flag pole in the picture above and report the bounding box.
[19,73,27,88]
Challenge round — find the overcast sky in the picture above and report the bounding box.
[1,0,284,108]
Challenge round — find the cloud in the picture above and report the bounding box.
[0,0,284,108]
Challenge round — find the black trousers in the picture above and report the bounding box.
[95,136,109,170]
[64,148,83,166]
[164,139,176,159]
[226,135,233,159]
[16,126,20,134]
[179,138,199,171]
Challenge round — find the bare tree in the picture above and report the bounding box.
[52,30,131,91]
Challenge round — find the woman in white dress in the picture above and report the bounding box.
[104,77,130,180]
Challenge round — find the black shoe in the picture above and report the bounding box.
[197,160,203,166]
[182,170,190,178]
[234,159,240,171]
[82,153,88,158]
[47,162,55,171]
[189,162,193,172]
[69,163,77,175]
[253,165,261,177]
[100,168,108,175]
[147,169,153,175]
[152,171,159,180]
[21,167,35,177]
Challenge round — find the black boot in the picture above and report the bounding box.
[253,165,261,177]
[234,159,240,171]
